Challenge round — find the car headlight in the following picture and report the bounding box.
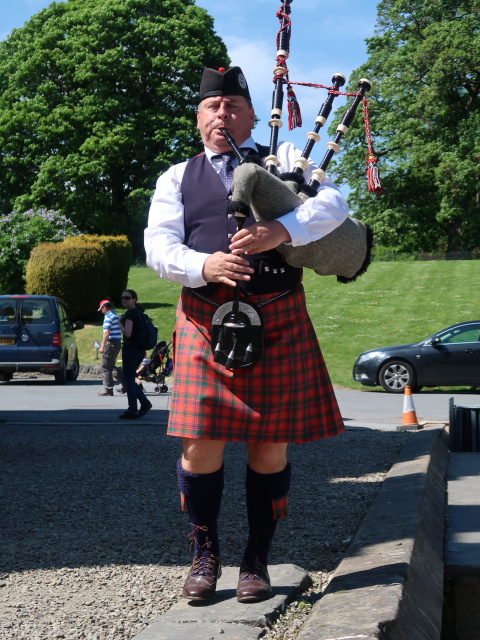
[357,351,383,364]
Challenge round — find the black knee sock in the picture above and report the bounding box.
[177,458,224,557]
[242,462,291,567]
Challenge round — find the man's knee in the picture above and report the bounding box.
[246,443,288,474]
[181,438,225,474]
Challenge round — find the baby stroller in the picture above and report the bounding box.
[136,340,173,394]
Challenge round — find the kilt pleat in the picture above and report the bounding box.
[167,284,344,443]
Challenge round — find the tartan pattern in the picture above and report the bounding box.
[180,491,187,512]
[167,284,344,443]
[272,496,289,520]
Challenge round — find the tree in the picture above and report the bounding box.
[329,0,480,252]
[0,209,80,293]
[0,0,229,252]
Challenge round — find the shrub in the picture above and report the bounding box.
[63,234,132,303]
[25,241,109,319]
[0,209,80,293]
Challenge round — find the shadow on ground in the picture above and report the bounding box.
[0,423,413,575]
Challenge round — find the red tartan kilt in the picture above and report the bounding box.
[167,284,344,443]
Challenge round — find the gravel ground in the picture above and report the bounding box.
[0,408,413,640]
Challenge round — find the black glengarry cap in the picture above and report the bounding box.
[199,66,251,102]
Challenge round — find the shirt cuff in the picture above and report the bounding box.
[185,251,211,288]
[276,211,311,246]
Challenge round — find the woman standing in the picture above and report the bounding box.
[119,289,152,419]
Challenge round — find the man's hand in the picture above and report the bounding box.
[229,220,291,256]
[202,251,254,288]
[100,329,109,354]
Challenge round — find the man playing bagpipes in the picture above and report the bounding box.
[144,66,347,603]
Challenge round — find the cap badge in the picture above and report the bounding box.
[237,73,247,90]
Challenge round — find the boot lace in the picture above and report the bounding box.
[187,525,216,576]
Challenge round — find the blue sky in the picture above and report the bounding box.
[1,0,381,155]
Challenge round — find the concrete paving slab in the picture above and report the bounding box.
[445,452,480,583]
[131,621,261,640]
[131,564,310,640]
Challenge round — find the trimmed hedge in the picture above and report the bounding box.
[63,234,132,303]
[25,241,110,319]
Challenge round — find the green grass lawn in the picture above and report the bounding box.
[77,261,480,389]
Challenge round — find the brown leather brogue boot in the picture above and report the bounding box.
[236,558,272,603]
[182,551,222,600]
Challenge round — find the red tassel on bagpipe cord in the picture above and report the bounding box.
[366,153,383,194]
[362,96,383,194]
[287,84,302,130]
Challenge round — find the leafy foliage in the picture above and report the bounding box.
[0,208,80,293]
[330,0,480,252]
[63,234,133,304]
[25,240,110,320]
[0,0,229,251]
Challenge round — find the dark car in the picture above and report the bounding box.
[0,294,84,384]
[353,321,480,393]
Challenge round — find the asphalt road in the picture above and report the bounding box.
[1,375,478,430]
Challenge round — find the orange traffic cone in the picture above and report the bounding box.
[397,385,422,431]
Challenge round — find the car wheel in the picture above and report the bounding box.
[0,371,13,382]
[378,360,416,393]
[54,360,67,385]
[66,357,80,381]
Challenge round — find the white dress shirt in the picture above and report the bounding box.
[145,136,350,289]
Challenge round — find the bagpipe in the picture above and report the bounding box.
[211,0,382,370]
[226,0,382,283]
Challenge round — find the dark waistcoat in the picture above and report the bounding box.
[181,150,302,296]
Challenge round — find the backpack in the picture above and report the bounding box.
[134,309,158,350]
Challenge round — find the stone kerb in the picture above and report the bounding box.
[296,427,448,640]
